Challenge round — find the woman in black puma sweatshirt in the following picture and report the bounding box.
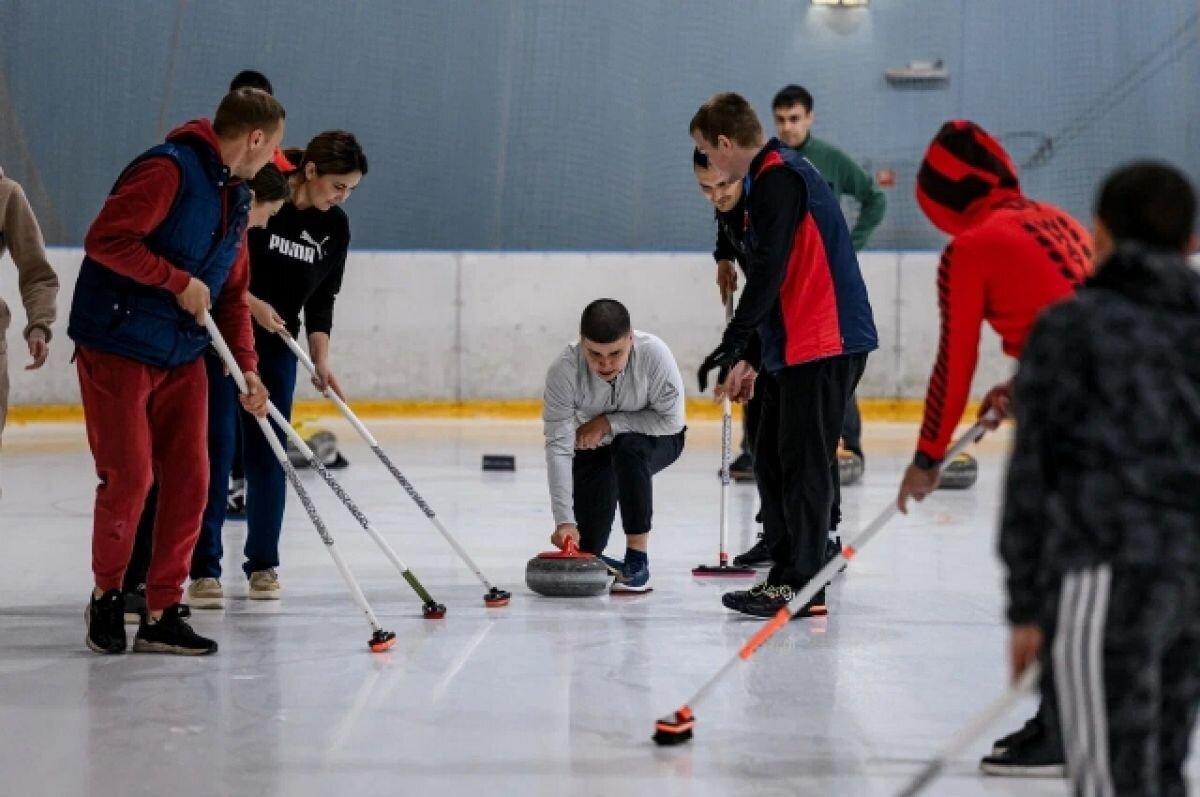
[238,130,367,597]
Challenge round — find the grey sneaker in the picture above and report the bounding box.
[187,578,225,609]
[248,569,281,600]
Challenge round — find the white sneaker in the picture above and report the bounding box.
[187,578,225,609]
[248,569,281,600]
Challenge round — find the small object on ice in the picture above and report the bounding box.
[482,454,516,471]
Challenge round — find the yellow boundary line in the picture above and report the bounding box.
[7,397,974,425]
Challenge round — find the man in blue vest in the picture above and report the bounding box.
[70,89,283,656]
[691,92,877,618]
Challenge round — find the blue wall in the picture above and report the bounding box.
[2,0,1197,250]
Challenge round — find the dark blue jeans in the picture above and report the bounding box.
[189,352,242,579]
[241,342,297,577]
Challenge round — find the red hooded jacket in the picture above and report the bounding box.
[914,120,1092,462]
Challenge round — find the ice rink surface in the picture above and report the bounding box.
[1,418,1195,796]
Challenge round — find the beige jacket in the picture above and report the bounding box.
[0,164,59,342]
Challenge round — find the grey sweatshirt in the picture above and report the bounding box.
[543,331,686,525]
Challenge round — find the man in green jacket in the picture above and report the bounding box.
[774,83,884,472]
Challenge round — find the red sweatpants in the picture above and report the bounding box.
[76,346,209,611]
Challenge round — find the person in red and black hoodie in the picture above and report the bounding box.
[690,92,877,618]
[1001,163,1200,796]
[896,120,1093,776]
[897,120,1092,512]
[69,89,283,656]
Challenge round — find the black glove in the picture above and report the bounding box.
[697,342,741,393]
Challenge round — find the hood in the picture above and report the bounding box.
[916,119,1020,236]
[165,118,224,159]
[1089,242,1200,314]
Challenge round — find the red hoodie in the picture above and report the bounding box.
[83,119,257,373]
[913,120,1092,461]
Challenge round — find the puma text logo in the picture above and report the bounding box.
[268,234,315,263]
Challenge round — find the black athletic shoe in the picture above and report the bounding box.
[133,604,218,656]
[86,590,127,654]
[721,583,827,618]
[732,537,773,568]
[979,723,1066,777]
[990,716,1041,756]
[789,586,828,620]
[326,452,350,470]
[123,584,147,625]
[728,453,755,482]
[825,535,848,573]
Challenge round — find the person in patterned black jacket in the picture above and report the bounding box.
[1001,162,1200,797]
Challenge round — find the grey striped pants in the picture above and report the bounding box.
[1052,565,1200,797]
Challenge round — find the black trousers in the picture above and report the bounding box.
[573,431,685,555]
[755,354,866,589]
[1050,565,1200,797]
[742,386,862,459]
[121,484,157,593]
[741,388,763,459]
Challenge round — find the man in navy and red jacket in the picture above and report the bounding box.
[69,89,284,656]
[691,92,877,618]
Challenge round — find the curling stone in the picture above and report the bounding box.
[838,448,864,486]
[525,539,610,597]
[937,451,979,490]
[287,428,340,468]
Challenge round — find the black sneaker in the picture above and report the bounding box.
[133,604,218,656]
[990,716,1041,756]
[326,452,350,470]
[789,586,828,620]
[86,590,127,654]
[825,535,848,573]
[123,584,147,625]
[728,453,755,482]
[722,582,828,619]
[979,723,1066,777]
[825,535,842,562]
[732,536,773,568]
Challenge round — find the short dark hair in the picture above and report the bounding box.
[213,88,286,138]
[689,92,764,149]
[772,84,814,113]
[1096,161,1196,251]
[247,163,291,203]
[692,147,710,170]
[230,70,273,95]
[580,299,631,344]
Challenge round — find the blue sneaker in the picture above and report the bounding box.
[611,560,652,593]
[598,554,624,577]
